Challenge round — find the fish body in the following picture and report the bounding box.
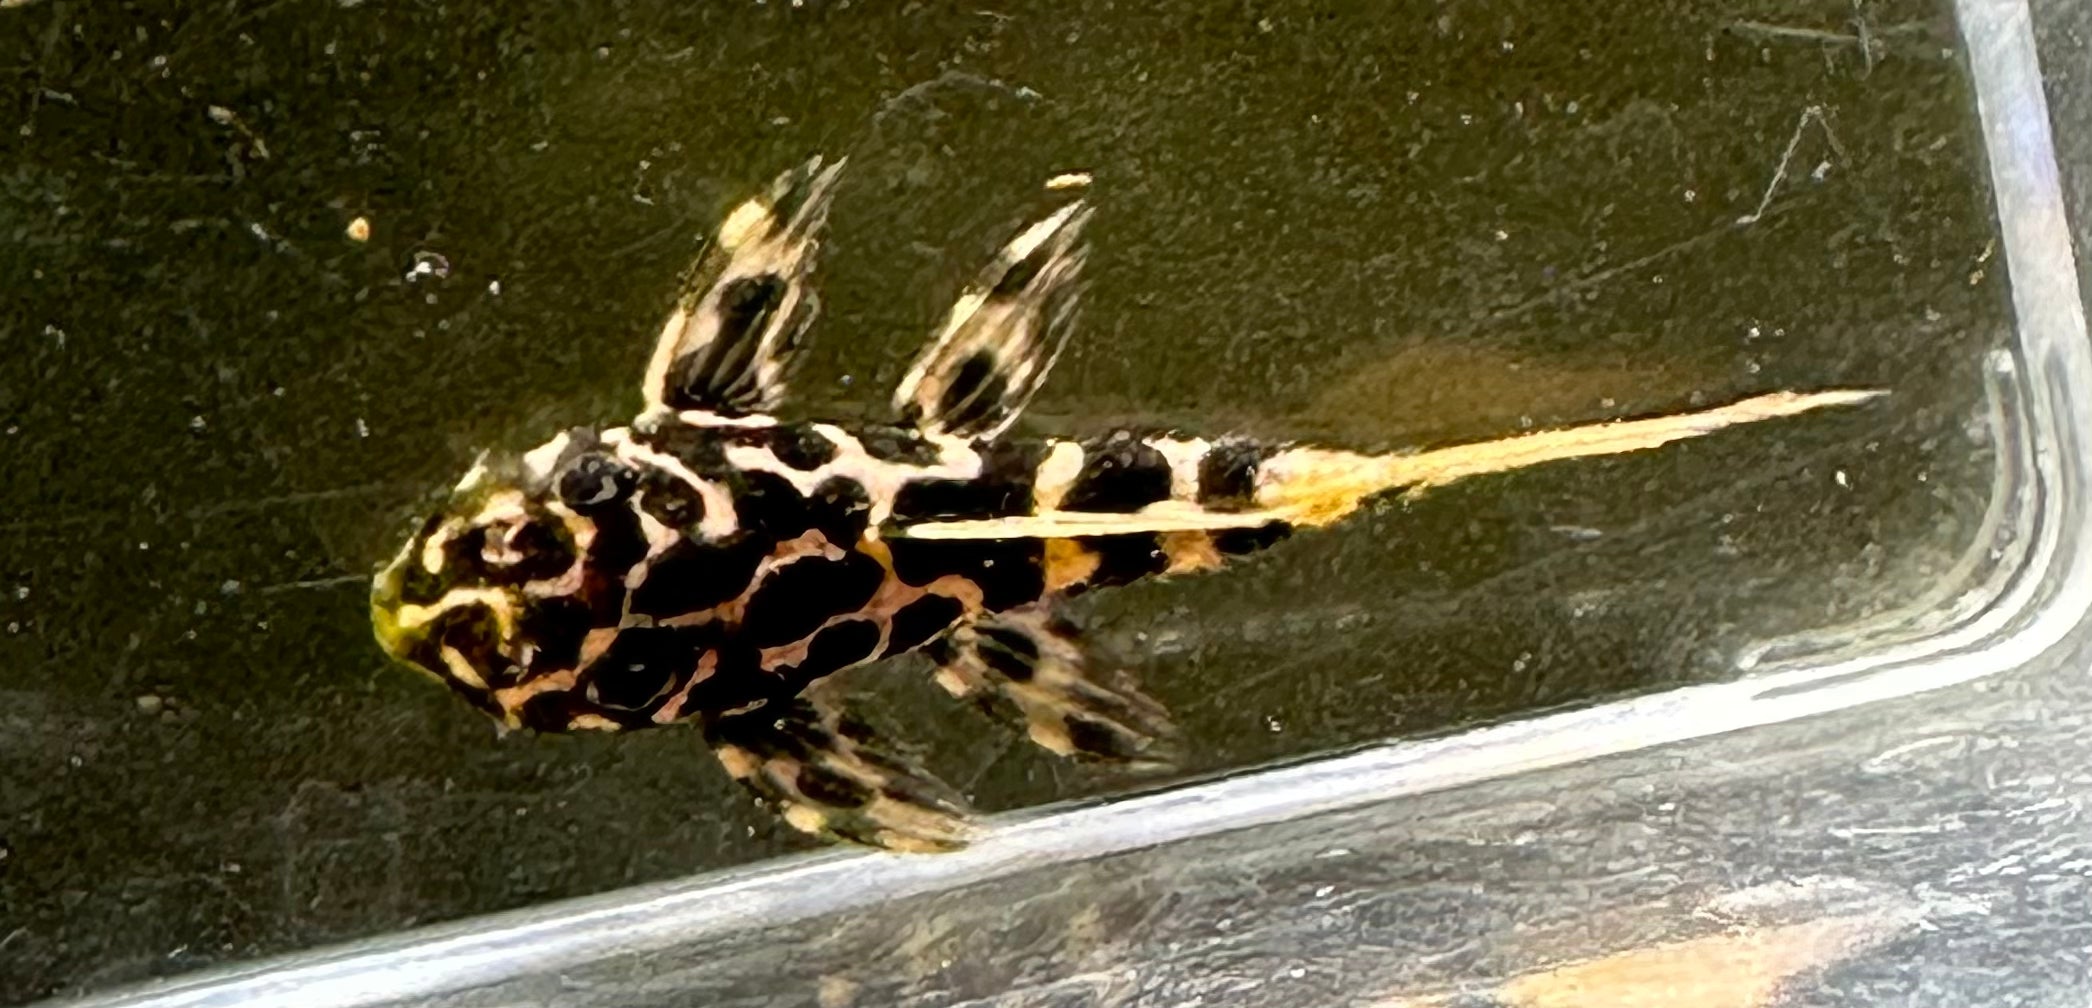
[370,157,1881,850]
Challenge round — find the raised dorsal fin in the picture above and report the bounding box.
[640,156,845,421]
[892,184,1091,439]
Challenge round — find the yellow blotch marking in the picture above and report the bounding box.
[1043,539,1101,591]
[566,714,622,732]
[782,803,830,837]
[716,198,774,251]
[714,744,759,780]
[1160,531,1224,574]
[490,666,578,716]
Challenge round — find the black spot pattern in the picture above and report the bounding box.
[1198,439,1268,511]
[977,623,1040,675]
[785,619,882,688]
[859,426,943,465]
[1064,716,1142,761]
[636,468,706,531]
[664,276,786,409]
[582,506,648,626]
[883,594,963,657]
[794,760,875,809]
[637,422,730,477]
[519,691,594,733]
[518,596,591,673]
[731,470,812,546]
[1212,521,1293,556]
[1079,534,1169,588]
[753,425,837,470]
[1063,435,1171,513]
[887,538,1045,611]
[934,354,1010,433]
[739,553,887,648]
[556,453,637,511]
[990,249,1045,298]
[493,519,579,584]
[586,625,706,711]
[422,605,519,689]
[807,476,872,545]
[628,537,768,619]
[678,641,775,716]
[891,441,1043,522]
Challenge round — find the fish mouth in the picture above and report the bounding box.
[369,537,424,670]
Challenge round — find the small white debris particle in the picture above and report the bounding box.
[135,695,165,714]
[1045,171,1092,190]
[1835,470,1850,488]
[346,216,371,242]
[12,587,27,600]
[487,279,502,295]
[1266,716,1283,733]
[1288,967,1307,979]
[1683,189,1697,203]
[355,417,371,438]
[189,415,207,432]
[1313,885,1335,898]
[220,580,241,595]
[1257,17,1274,31]
[406,250,450,282]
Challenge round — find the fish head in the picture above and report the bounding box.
[370,428,629,729]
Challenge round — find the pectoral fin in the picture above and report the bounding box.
[705,695,975,853]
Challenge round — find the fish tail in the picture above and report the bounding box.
[1254,389,1887,528]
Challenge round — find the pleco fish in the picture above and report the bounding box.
[370,157,1883,851]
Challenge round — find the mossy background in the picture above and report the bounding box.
[0,0,2011,1000]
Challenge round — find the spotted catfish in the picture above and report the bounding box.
[370,157,1883,851]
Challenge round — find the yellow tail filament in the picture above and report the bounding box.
[1255,389,1887,528]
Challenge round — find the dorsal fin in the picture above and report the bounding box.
[892,185,1091,440]
[641,156,846,422]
